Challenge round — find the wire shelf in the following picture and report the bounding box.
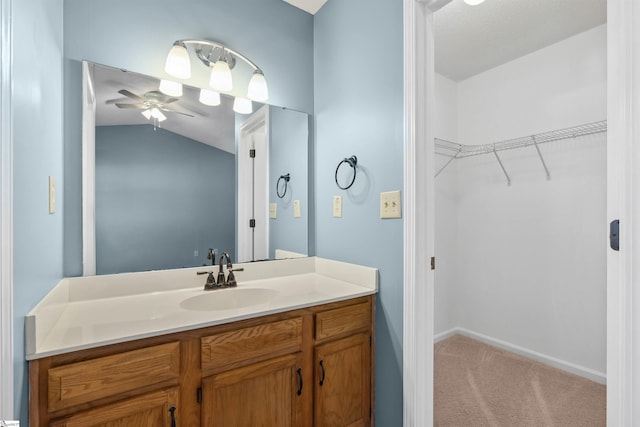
[434,120,607,183]
[435,120,607,158]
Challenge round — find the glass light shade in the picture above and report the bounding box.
[199,89,221,106]
[165,43,191,79]
[150,108,167,122]
[159,79,183,97]
[233,97,253,114]
[464,0,485,4]
[141,109,152,120]
[247,71,268,102]
[209,60,233,91]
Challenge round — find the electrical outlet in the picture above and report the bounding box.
[269,203,277,219]
[293,200,301,218]
[49,176,56,214]
[194,250,199,257]
[333,195,342,218]
[380,190,401,218]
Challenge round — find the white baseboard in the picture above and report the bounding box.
[434,327,607,385]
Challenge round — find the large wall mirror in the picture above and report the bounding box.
[83,62,309,276]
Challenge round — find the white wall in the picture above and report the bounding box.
[435,25,607,376]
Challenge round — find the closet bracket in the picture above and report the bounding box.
[492,149,511,186]
[435,147,462,177]
[532,137,551,180]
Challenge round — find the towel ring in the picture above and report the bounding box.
[335,155,358,190]
[277,173,290,198]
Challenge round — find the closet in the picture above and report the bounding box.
[433,2,607,424]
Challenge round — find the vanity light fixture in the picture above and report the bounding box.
[164,38,269,104]
[199,89,221,106]
[158,79,183,97]
[233,97,253,114]
[464,0,485,5]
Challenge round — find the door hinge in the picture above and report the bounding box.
[249,149,256,158]
[610,219,620,251]
[197,386,202,404]
[249,219,256,228]
[430,256,435,270]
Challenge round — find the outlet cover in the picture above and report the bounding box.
[293,200,301,218]
[333,195,342,218]
[380,190,401,218]
[269,203,277,219]
[49,176,56,214]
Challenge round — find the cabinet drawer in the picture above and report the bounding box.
[315,301,371,342]
[48,342,180,412]
[201,317,303,372]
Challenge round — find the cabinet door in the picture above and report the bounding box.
[201,353,305,427]
[315,334,371,427]
[50,387,179,427]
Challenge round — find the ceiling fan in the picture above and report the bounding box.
[109,89,196,121]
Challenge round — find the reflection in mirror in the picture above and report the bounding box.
[83,62,309,275]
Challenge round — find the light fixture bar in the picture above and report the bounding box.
[177,39,263,73]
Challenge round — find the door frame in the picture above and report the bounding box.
[237,105,270,263]
[0,0,13,418]
[402,0,639,425]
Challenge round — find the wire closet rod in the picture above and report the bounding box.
[435,120,607,184]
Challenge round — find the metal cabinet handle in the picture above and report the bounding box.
[296,367,303,396]
[319,359,325,386]
[169,405,177,427]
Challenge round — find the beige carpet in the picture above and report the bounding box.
[434,335,606,426]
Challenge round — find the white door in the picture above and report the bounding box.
[404,0,640,426]
[237,106,269,263]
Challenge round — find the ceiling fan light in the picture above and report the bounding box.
[141,109,152,120]
[159,79,183,97]
[150,107,167,122]
[464,0,485,5]
[247,70,268,102]
[210,59,233,92]
[233,97,253,114]
[199,88,221,106]
[165,42,191,79]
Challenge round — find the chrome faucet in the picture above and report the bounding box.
[218,252,243,288]
[198,253,243,290]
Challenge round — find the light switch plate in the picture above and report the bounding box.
[293,200,301,218]
[333,195,342,218]
[49,176,56,214]
[269,203,277,219]
[380,190,401,218]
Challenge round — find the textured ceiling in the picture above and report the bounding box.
[435,0,607,81]
[92,63,236,153]
[282,0,327,15]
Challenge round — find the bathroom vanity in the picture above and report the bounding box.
[26,257,377,426]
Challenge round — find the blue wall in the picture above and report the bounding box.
[314,0,404,425]
[269,107,309,258]
[63,0,314,276]
[12,0,64,421]
[95,125,235,274]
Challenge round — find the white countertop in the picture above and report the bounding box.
[25,257,378,360]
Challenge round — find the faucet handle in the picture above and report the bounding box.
[197,271,217,290]
[226,267,243,288]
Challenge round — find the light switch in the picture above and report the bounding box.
[49,176,56,214]
[293,200,301,218]
[269,203,277,219]
[333,195,342,218]
[380,190,401,219]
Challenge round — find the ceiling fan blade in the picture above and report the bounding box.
[163,98,179,105]
[116,103,146,109]
[105,97,128,104]
[117,89,146,103]
[160,108,195,117]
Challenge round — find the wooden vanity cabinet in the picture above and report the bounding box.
[29,295,374,427]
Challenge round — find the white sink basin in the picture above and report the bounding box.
[180,288,280,311]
